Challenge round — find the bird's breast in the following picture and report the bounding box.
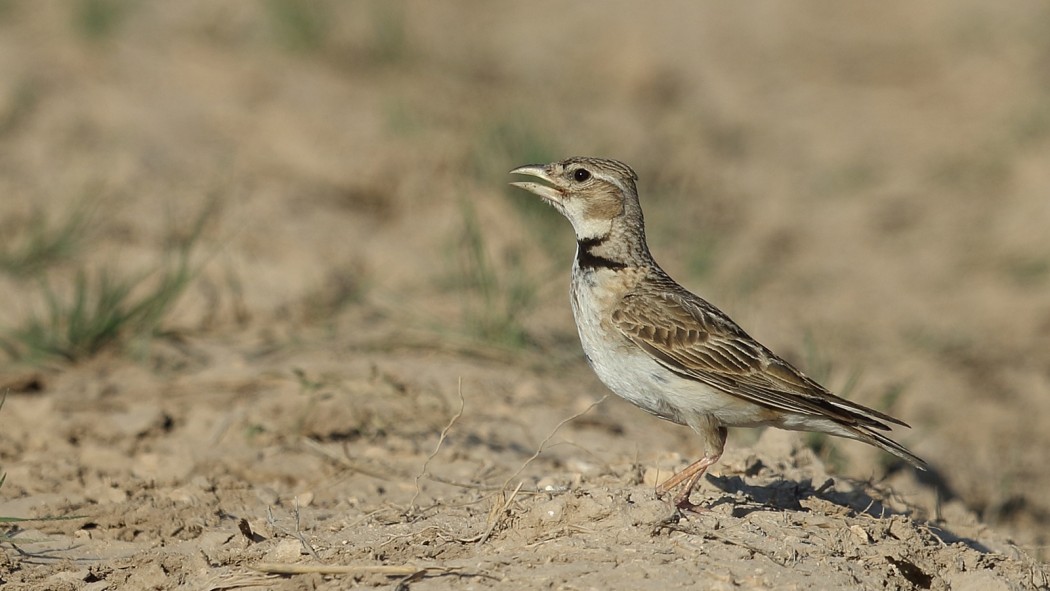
[570,265,688,423]
[569,263,777,428]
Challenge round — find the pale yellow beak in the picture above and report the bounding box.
[509,164,563,203]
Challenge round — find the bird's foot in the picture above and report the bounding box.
[672,492,709,515]
[654,486,709,515]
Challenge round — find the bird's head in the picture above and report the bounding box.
[509,157,640,243]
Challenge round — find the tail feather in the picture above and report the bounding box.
[856,426,927,470]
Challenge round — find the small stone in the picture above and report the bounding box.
[888,516,916,541]
[850,524,872,544]
[296,491,315,507]
[267,538,304,562]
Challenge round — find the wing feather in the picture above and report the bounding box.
[612,288,907,430]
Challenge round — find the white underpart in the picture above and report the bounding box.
[571,265,771,429]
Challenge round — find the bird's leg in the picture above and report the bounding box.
[656,456,713,494]
[658,453,720,511]
[657,424,727,511]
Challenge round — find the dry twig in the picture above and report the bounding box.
[410,377,466,510]
[499,394,608,493]
[251,563,424,576]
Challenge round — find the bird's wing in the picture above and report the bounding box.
[612,288,907,430]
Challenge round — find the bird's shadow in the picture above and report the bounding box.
[700,467,991,553]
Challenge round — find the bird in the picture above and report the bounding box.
[509,156,926,510]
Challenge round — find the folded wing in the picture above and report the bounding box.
[612,288,907,431]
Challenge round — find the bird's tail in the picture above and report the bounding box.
[855,426,928,471]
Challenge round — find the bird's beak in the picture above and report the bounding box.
[509,164,563,203]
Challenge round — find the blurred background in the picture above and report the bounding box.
[0,0,1047,556]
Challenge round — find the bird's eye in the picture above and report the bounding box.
[573,169,591,182]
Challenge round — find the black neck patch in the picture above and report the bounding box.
[577,235,607,249]
[576,238,627,271]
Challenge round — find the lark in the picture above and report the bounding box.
[510,157,926,510]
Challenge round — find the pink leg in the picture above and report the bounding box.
[657,424,727,511]
[657,453,720,510]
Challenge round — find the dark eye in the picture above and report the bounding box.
[573,168,591,182]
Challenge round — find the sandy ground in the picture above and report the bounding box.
[0,2,1048,589]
